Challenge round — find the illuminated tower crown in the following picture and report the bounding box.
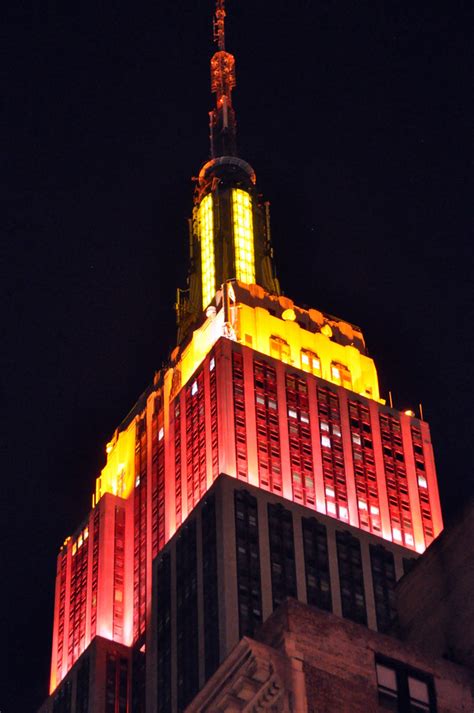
[176,0,280,343]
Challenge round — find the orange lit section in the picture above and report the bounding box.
[199,194,215,309]
[95,424,136,504]
[232,189,255,284]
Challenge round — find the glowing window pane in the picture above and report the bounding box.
[232,188,255,284]
[199,194,215,309]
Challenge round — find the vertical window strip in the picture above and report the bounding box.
[232,189,255,284]
[199,193,215,309]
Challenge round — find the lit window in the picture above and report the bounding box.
[331,362,352,389]
[270,335,290,363]
[358,500,367,510]
[301,350,321,376]
[158,427,164,441]
[83,527,89,540]
[332,424,341,437]
[408,676,430,711]
[210,357,215,371]
[72,543,77,556]
[370,505,379,516]
[352,433,361,445]
[376,658,435,712]
[327,501,336,514]
[376,663,398,703]
[405,533,414,546]
[321,435,331,448]
[191,381,198,396]
[320,421,330,432]
[418,475,427,488]
[339,506,348,519]
[232,189,255,284]
[199,193,215,309]
[288,408,298,419]
[301,412,309,423]
[393,527,402,541]
[325,486,335,498]
[135,476,140,487]
[256,395,265,405]
[268,398,277,410]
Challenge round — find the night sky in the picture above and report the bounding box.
[2,1,472,710]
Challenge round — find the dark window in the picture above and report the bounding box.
[156,553,171,713]
[176,520,198,711]
[76,655,90,713]
[402,557,417,575]
[52,680,72,713]
[375,655,437,712]
[202,494,220,680]
[302,517,332,612]
[336,530,367,625]
[132,645,146,713]
[234,489,262,637]
[370,545,396,633]
[268,503,297,608]
[105,654,129,713]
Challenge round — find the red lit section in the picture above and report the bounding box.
[174,398,183,528]
[68,527,89,668]
[185,370,207,511]
[232,351,248,480]
[113,507,125,640]
[56,551,68,685]
[209,353,219,481]
[151,395,166,557]
[411,425,434,546]
[90,508,100,638]
[317,385,349,521]
[379,414,414,548]
[133,418,147,640]
[285,372,315,508]
[254,359,282,494]
[348,399,381,534]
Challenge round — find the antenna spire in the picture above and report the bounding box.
[209,0,237,157]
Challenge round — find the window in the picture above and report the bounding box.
[268,503,297,608]
[336,530,367,625]
[176,521,198,711]
[370,545,396,633]
[199,193,215,309]
[375,656,436,712]
[302,517,332,612]
[232,188,255,284]
[331,362,352,389]
[301,349,321,376]
[235,490,262,637]
[270,335,290,363]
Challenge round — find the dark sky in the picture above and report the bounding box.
[2,1,472,710]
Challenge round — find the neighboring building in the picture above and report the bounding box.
[396,500,474,671]
[186,598,473,713]
[37,3,454,713]
[147,474,416,712]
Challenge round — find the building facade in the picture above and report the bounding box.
[185,599,473,713]
[38,2,449,712]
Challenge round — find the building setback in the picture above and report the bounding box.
[36,3,470,713]
[148,474,418,712]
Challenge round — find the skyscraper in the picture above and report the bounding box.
[38,2,445,712]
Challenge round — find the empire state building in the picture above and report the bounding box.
[38,3,452,713]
